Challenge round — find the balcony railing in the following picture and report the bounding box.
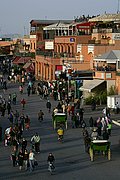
[92,28,120,34]
[116,72,120,76]
[94,66,116,71]
[36,50,75,58]
[93,28,112,33]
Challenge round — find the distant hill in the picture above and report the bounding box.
[0,34,22,39]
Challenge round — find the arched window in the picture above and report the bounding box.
[68,46,70,53]
[58,45,60,53]
[61,45,63,53]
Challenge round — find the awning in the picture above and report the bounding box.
[79,79,105,92]
[13,57,31,64]
[23,62,35,72]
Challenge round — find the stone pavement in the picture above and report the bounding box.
[0,82,120,180]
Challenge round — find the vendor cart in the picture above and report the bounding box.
[52,113,67,130]
[89,140,111,162]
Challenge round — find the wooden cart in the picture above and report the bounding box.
[89,140,111,162]
[52,113,67,130]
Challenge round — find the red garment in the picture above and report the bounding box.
[21,99,26,105]
[71,106,74,115]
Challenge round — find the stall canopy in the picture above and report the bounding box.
[79,79,105,92]
[13,56,31,65]
[23,62,35,73]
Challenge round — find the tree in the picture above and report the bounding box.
[107,85,116,96]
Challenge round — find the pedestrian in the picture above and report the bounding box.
[19,114,25,131]
[47,152,55,171]
[103,129,109,140]
[107,121,112,136]
[31,133,41,153]
[18,149,24,170]
[25,115,30,130]
[84,135,91,153]
[2,98,6,116]
[10,127,16,144]
[0,77,3,86]
[91,98,96,111]
[7,101,11,115]
[8,94,12,104]
[23,149,29,171]
[71,114,76,128]
[89,116,94,130]
[62,103,66,113]
[71,104,75,116]
[67,104,71,116]
[91,127,98,140]
[79,108,84,122]
[44,86,48,99]
[21,98,26,110]
[27,85,31,96]
[14,110,19,126]
[32,83,36,94]
[38,110,44,121]
[57,101,62,112]
[12,92,17,105]
[3,80,7,92]
[116,102,119,114]
[21,76,25,85]
[29,149,35,172]
[21,138,27,153]
[46,100,51,113]
[11,147,17,167]
[1,105,6,117]
[96,117,102,136]
[8,111,14,124]
[12,137,19,152]
[19,85,23,94]
[4,126,12,146]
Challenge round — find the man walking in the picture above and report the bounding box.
[46,100,51,113]
[31,133,41,153]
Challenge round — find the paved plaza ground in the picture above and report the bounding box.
[0,82,120,180]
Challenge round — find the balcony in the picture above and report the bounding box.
[36,50,75,58]
[93,28,112,33]
[116,72,120,76]
[95,66,116,71]
[94,71,116,80]
[92,28,120,34]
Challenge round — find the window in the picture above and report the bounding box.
[34,43,36,50]
[118,61,120,69]
[31,43,32,49]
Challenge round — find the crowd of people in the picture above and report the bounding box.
[0,75,57,173]
[0,73,114,175]
[82,108,112,153]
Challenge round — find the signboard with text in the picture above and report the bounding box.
[45,41,54,50]
[112,33,120,40]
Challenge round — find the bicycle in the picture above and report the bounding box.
[48,162,55,175]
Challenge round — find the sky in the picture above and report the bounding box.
[0,0,119,36]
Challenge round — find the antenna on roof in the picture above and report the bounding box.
[117,0,120,14]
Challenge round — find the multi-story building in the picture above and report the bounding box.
[31,18,95,80]
[77,13,120,95]
[31,13,120,95]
